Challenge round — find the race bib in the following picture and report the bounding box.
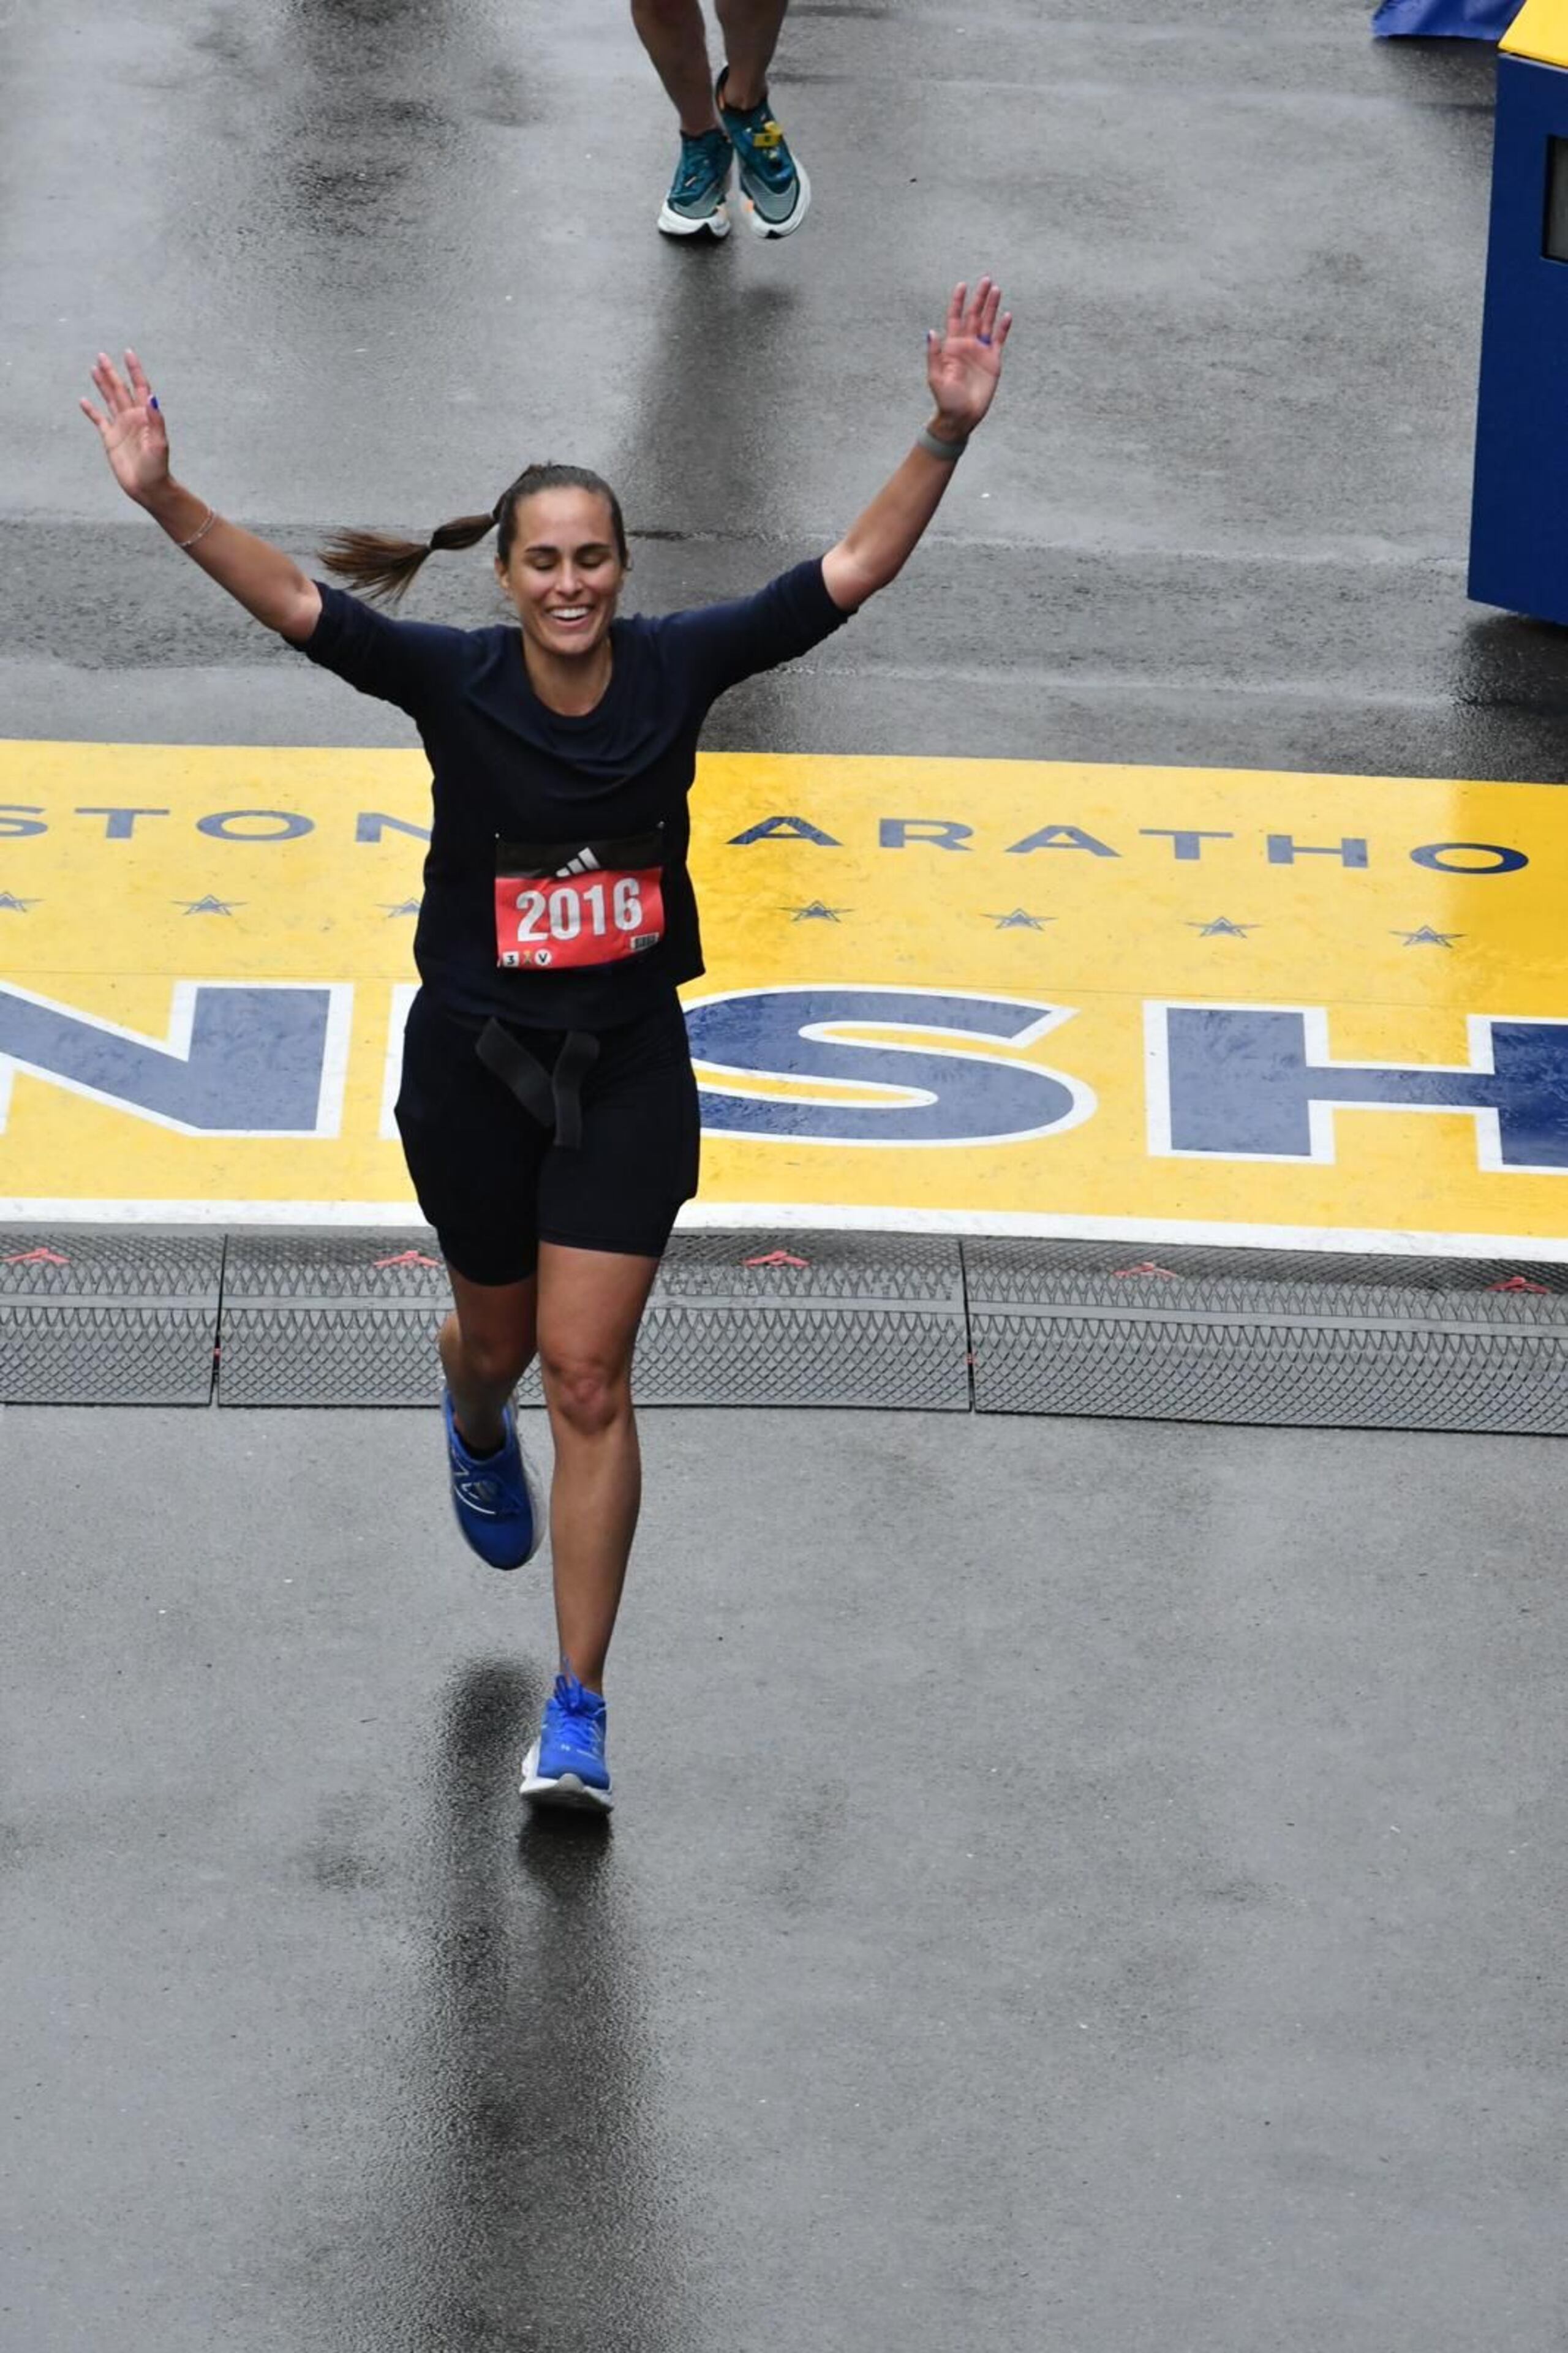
[494,833,666,971]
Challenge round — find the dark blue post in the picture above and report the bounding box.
[1470,24,1568,620]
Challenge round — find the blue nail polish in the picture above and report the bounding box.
[149,395,160,410]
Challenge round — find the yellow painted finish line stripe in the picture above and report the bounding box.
[1,741,1566,1253]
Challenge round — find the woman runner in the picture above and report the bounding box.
[81,277,1011,1813]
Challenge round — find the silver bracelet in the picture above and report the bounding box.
[915,426,967,461]
[176,503,220,551]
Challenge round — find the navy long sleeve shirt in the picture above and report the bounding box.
[295,558,853,1030]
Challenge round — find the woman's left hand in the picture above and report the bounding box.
[925,277,1012,437]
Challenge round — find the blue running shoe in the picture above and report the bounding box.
[657,126,733,239]
[520,1674,612,1813]
[442,1390,545,1572]
[717,72,810,238]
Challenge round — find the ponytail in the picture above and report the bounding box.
[317,510,496,606]
[318,462,628,606]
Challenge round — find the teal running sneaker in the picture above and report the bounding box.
[717,71,810,238]
[657,126,733,239]
[521,1674,612,1813]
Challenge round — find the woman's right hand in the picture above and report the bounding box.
[80,349,170,506]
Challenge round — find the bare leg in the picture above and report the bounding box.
[630,0,721,135]
[536,1243,662,1692]
[713,0,790,108]
[439,1267,538,1455]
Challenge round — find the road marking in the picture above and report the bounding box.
[2,740,1566,1250]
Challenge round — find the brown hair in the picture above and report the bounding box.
[318,463,630,606]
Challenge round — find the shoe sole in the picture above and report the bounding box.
[519,1739,613,1813]
[741,158,811,239]
[657,199,731,239]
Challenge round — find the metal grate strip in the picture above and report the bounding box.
[216,1230,970,1410]
[0,1230,222,1405]
[7,1225,1568,1428]
[965,1240,1568,1433]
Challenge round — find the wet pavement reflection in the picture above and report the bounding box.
[364,1661,692,2352]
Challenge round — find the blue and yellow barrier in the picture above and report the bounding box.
[1471,1,1568,618]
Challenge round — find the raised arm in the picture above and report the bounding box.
[821,277,1012,614]
[80,351,321,644]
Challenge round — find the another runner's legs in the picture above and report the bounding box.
[712,0,790,111]
[631,0,721,135]
[633,0,808,239]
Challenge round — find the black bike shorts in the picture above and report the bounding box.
[394,988,701,1286]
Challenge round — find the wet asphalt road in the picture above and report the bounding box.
[9,1404,1568,2353]
[7,3,1568,2349]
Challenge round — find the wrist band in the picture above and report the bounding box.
[916,426,967,461]
[176,504,219,551]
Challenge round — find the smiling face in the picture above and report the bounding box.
[495,486,626,663]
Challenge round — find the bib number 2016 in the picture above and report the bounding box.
[496,867,665,970]
[517,875,643,944]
